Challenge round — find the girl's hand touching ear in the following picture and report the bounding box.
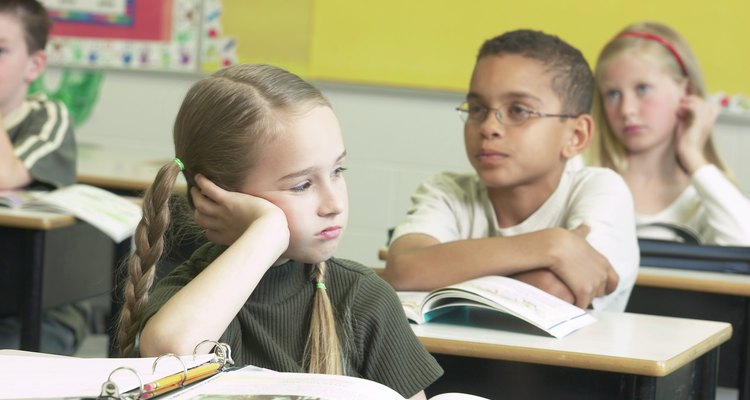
[191,174,289,247]
[675,95,717,174]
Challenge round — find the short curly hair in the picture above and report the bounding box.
[477,29,594,115]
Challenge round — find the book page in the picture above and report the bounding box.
[0,353,215,399]
[167,368,406,400]
[28,184,142,242]
[397,291,429,324]
[0,190,48,209]
[423,276,596,338]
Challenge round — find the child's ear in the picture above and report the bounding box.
[25,50,47,84]
[561,114,593,159]
[677,77,690,96]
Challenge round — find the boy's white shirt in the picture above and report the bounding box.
[391,160,639,312]
[635,164,750,246]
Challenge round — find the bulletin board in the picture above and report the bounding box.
[214,0,750,95]
[42,0,202,72]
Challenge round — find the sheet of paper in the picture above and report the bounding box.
[0,353,214,399]
[166,368,406,400]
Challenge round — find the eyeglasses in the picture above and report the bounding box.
[456,102,578,126]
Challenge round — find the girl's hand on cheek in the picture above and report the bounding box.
[675,95,716,174]
[192,174,289,247]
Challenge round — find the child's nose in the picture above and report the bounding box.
[318,183,345,216]
[478,112,506,139]
[618,93,637,117]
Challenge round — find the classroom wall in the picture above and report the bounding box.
[220,0,750,95]
[68,68,750,267]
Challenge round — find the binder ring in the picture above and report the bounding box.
[193,339,235,367]
[100,366,143,399]
[152,353,188,386]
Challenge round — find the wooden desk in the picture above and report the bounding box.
[378,245,748,396]
[630,266,750,400]
[637,266,750,296]
[77,143,186,194]
[0,208,130,351]
[415,310,731,400]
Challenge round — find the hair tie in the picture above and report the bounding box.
[173,157,185,171]
[619,31,688,77]
[315,282,326,290]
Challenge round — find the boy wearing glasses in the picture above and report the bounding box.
[384,29,638,311]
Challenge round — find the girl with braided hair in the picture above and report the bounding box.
[115,64,441,399]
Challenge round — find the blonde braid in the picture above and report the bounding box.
[305,261,342,374]
[116,162,181,356]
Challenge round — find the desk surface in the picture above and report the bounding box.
[412,310,731,377]
[77,143,186,193]
[0,208,75,230]
[638,266,750,296]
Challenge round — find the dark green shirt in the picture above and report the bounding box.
[145,243,443,398]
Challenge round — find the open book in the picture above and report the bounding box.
[0,184,141,242]
[0,190,45,208]
[399,275,596,338]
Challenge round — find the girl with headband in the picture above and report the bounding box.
[588,21,750,245]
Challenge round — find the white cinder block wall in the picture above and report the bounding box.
[68,69,750,268]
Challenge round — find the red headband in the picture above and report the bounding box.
[619,31,688,77]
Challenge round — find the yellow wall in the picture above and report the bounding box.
[221,0,312,75]
[221,0,750,94]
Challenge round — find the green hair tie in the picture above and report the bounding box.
[173,157,185,171]
[315,282,326,290]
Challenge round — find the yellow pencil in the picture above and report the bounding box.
[143,362,222,393]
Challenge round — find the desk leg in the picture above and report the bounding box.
[622,375,656,399]
[108,238,132,357]
[696,348,720,400]
[740,300,750,400]
[622,350,718,400]
[19,230,44,351]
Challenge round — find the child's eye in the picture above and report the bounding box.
[467,104,487,116]
[333,166,347,178]
[290,181,312,192]
[505,105,532,124]
[507,105,532,116]
[604,90,621,101]
[635,84,651,95]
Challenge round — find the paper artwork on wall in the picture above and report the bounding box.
[41,0,201,73]
[199,0,238,72]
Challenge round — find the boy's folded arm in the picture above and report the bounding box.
[545,226,619,308]
[511,269,576,304]
[384,228,616,304]
[561,171,639,309]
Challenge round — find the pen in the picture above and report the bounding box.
[143,362,223,392]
